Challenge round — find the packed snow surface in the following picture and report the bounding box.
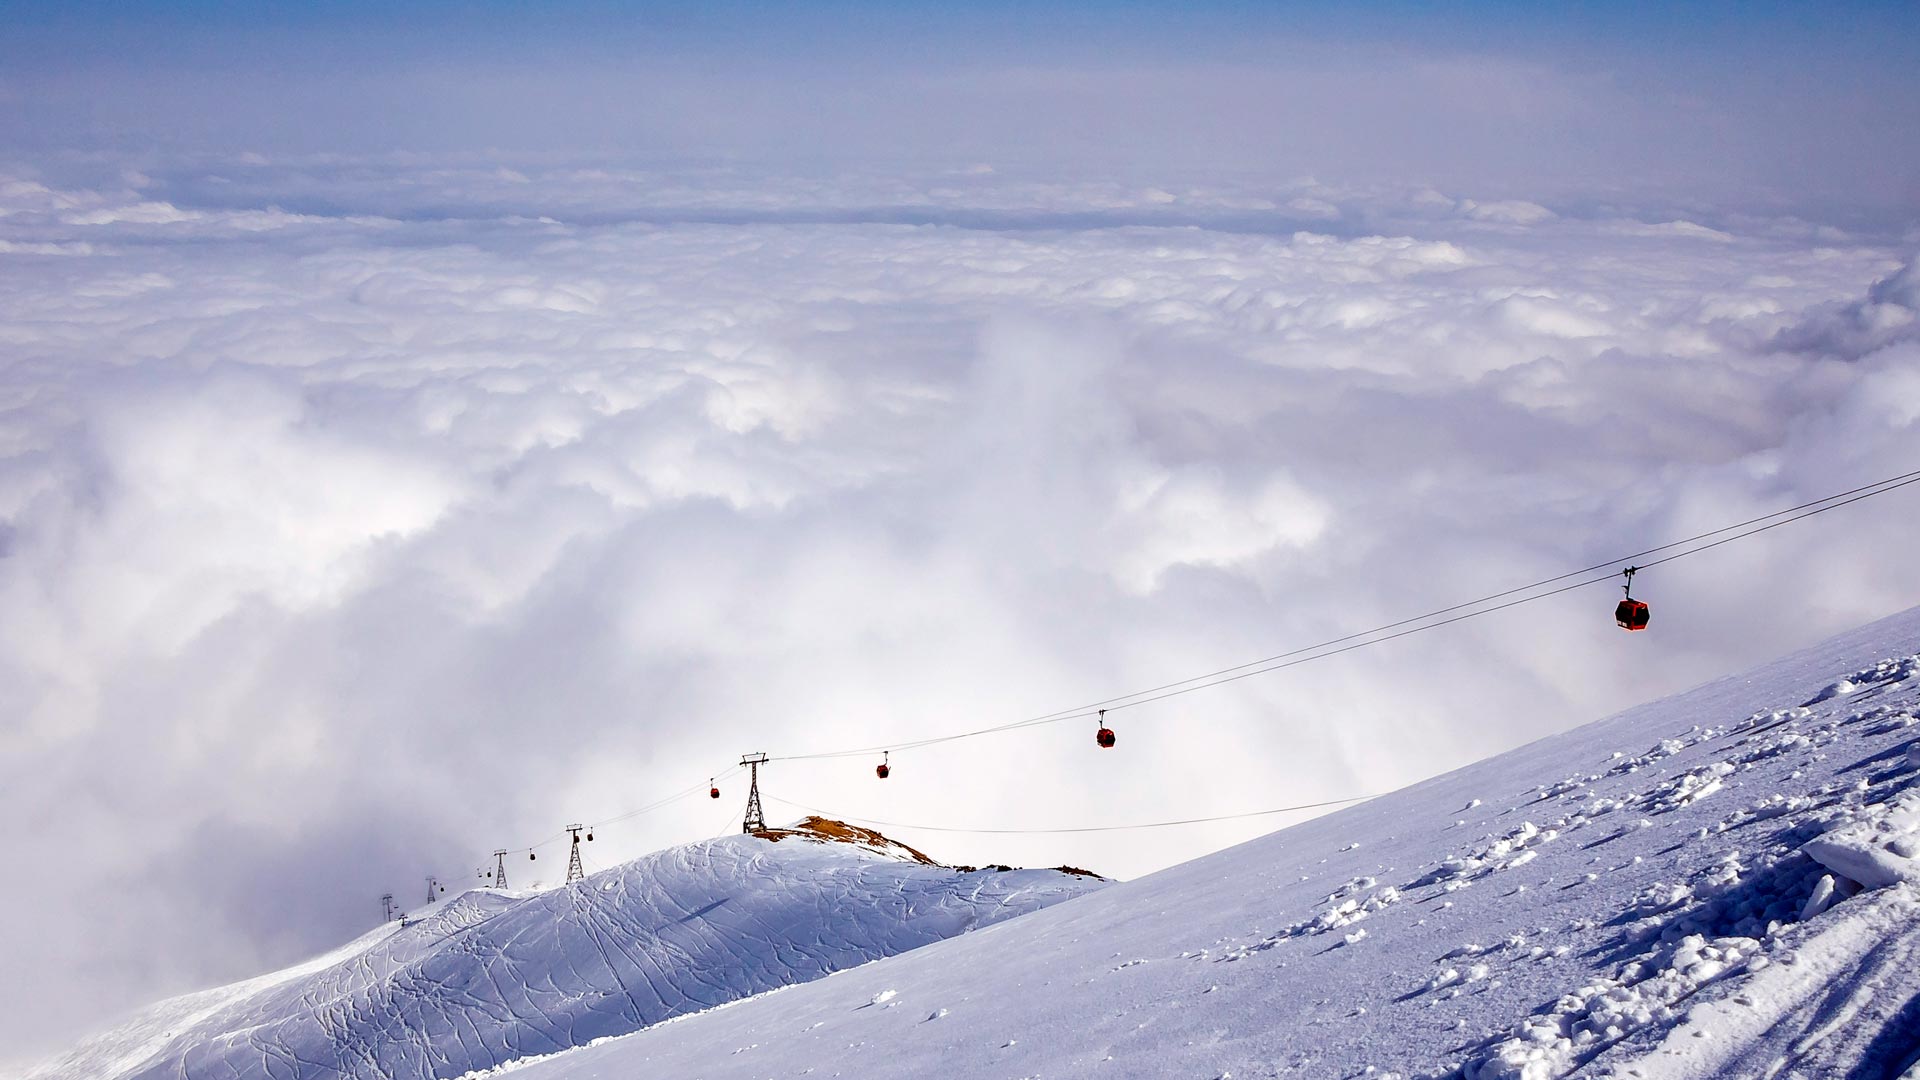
[25,819,1102,1080]
[484,606,1920,1079]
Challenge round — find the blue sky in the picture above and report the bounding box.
[5,1,1915,68]
[3,1,1916,212]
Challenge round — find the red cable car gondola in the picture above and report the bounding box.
[1615,566,1650,631]
[875,751,890,780]
[709,778,721,799]
[1095,708,1116,749]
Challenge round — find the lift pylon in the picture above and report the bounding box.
[565,824,588,885]
[740,753,769,833]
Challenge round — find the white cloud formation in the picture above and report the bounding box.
[0,159,1917,1067]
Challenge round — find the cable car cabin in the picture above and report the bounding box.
[1096,726,1117,748]
[709,785,721,799]
[875,762,890,779]
[1614,566,1649,631]
[1615,598,1651,631]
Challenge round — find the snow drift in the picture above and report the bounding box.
[483,605,1920,1079]
[26,819,1103,1080]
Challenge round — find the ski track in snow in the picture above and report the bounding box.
[477,606,1920,1080]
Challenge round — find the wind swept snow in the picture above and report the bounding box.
[483,605,1920,1079]
[25,823,1101,1080]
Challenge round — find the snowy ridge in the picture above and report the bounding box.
[486,605,1920,1079]
[21,918,422,1080]
[25,826,1102,1080]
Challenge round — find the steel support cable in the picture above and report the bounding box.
[898,466,1920,731]
[596,766,742,828]
[510,764,745,862]
[447,779,727,893]
[766,793,1380,835]
[1630,477,1920,571]
[460,781,713,891]
[973,472,1920,723]
[772,467,1920,761]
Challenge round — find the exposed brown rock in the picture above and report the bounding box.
[750,816,940,865]
[750,817,1104,879]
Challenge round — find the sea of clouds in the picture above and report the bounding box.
[1,157,1917,1062]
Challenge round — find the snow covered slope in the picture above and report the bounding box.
[489,605,1920,1079]
[25,820,1102,1080]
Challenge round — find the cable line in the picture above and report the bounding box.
[966,471,1920,722]
[1631,476,1920,571]
[460,768,747,891]
[766,794,1381,834]
[773,466,1920,761]
[1060,467,1920,713]
[596,769,741,828]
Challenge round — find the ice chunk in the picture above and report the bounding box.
[1802,791,1920,889]
[1800,874,1837,921]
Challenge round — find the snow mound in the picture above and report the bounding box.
[27,826,1103,1080]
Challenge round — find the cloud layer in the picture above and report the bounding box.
[1,160,1917,1065]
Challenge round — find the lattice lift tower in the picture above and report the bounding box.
[492,848,510,889]
[740,752,769,833]
[565,824,588,885]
